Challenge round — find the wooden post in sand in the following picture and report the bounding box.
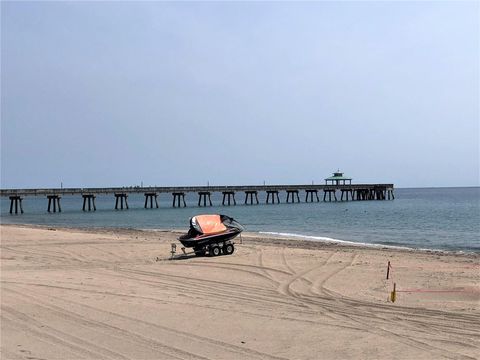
[386,261,391,280]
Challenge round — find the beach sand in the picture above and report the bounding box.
[1,224,479,359]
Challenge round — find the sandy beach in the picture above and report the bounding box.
[1,224,478,360]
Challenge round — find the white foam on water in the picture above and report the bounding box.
[257,231,453,253]
[137,229,475,254]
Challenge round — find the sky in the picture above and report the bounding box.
[1,1,479,189]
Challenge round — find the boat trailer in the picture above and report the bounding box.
[170,239,238,260]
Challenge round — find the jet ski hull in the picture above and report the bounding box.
[177,215,244,255]
[178,229,241,248]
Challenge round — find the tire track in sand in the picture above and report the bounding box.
[4,284,288,360]
[309,253,358,297]
[277,252,337,299]
[2,286,207,360]
[114,267,300,310]
[289,254,478,360]
[305,254,480,353]
[1,305,130,360]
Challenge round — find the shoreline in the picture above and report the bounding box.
[2,223,479,258]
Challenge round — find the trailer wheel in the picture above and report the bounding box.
[223,243,235,255]
[210,246,221,257]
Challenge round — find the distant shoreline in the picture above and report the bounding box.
[2,223,479,258]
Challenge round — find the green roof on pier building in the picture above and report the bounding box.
[325,171,352,185]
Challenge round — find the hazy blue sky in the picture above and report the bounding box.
[1,1,478,188]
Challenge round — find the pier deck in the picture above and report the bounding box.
[1,184,394,213]
[1,184,393,197]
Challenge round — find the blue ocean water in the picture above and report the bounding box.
[1,188,479,252]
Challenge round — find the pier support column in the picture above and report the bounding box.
[374,187,385,200]
[266,190,280,204]
[340,189,353,201]
[144,192,159,209]
[305,190,319,203]
[286,190,300,203]
[387,188,395,200]
[82,194,96,211]
[222,191,236,206]
[198,192,212,207]
[47,195,61,212]
[355,189,369,201]
[9,196,24,214]
[244,191,259,205]
[355,189,361,200]
[172,192,186,207]
[115,193,129,210]
[323,189,337,202]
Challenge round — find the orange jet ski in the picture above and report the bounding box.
[178,214,244,256]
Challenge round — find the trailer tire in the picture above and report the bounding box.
[210,246,221,257]
[223,243,234,255]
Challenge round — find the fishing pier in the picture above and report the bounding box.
[2,172,394,214]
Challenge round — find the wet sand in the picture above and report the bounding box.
[1,225,479,359]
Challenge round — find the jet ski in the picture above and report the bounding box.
[178,214,244,256]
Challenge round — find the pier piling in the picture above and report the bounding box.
[305,190,319,202]
[374,187,385,200]
[198,191,212,207]
[47,195,61,212]
[323,189,337,202]
[286,190,300,203]
[8,196,23,214]
[387,188,395,200]
[115,193,129,210]
[82,194,96,211]
[266,190,280,204]
[222,191,236,206]
[144,192,158,208]
[340,189,354,201]
[244,191,259,205]
[355,189,369,201]
[172,192,186,207]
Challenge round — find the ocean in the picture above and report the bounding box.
[1,187,479,252]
